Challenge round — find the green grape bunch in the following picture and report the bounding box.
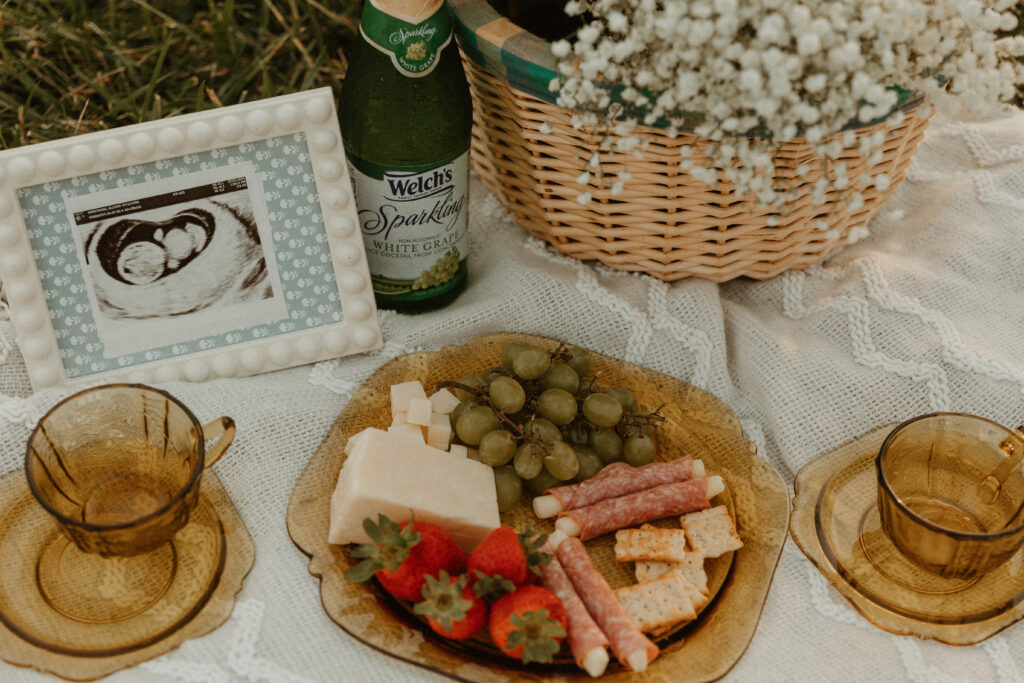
[437,341,667,513]
[411,247,461,291]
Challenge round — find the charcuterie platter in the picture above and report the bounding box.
[287,332,788,681]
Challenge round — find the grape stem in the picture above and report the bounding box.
[551,344,574,363]
[619,403,668,429]
[434,380,483,395]
[576,374,602,396]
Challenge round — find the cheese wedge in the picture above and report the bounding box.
[328,428,500,551]
[343,428,372,456]
[331,428,385,535]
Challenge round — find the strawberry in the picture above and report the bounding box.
[468,525,550,598]
[343,514,467,602]
[488,584,568,664]
[413,571,487,640]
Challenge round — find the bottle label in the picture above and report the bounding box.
[348,151,469,301]
[360,0,453,78]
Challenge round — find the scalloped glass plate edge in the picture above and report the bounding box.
[790,423,1024,646]
[0,468,255,681]
[287,332,790,682]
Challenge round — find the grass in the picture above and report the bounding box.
[0,0,358,149]
[1011,4,1024,108]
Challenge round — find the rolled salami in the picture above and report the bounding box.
[556,537,659,672]
[557,477,712,541]
[561,458,691,507]
[540,554,610,677]
[534,457,702,518]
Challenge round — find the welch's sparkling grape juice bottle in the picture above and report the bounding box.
[339,0,472,313]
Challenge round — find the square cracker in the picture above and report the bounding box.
[635,551,708,595]
[680,569,709,611]
[615,568,698,633]
[634,560,675,583]
[615,527,689,563]
[680,505,743,559]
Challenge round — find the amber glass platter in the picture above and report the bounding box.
[0,468,255,681]
[287,332,789,681]
[790,424,1024,645]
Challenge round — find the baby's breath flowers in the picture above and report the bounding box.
[551,0,1024,207]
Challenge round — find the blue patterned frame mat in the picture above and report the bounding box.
[17,132,343,379]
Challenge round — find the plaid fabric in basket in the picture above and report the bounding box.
[448,0,559,104]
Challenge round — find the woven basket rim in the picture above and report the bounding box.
[449,0,924,131]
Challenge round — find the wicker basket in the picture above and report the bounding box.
[450,0,932,282]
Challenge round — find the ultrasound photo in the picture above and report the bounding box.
[76,177,273,321]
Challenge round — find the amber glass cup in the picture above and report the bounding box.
[877,413,1024,579]
[25,384,235,557]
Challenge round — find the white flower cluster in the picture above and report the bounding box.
[551,0,1024,206]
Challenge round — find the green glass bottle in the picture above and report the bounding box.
[339,0,473,313]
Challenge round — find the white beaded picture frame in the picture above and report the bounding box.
[0,88,382,391]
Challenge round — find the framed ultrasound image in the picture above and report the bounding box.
[0,88,382,390]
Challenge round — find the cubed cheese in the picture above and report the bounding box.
[390,381,427,418]
[426,412,452,450]
[449,444,468,458]
[328,430,500,551]
[391,410,408,426]
[428,388,461,415]
[387,422,425,444]
[406,397,433,427]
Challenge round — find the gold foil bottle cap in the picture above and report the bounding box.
[369,0,442,24]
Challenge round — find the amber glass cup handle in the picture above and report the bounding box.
[201,416,235,468]
[977,424,1024,505]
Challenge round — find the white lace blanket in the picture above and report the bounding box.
[2,109,1023,682]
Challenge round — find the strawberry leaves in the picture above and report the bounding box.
[471,570,516,600]
[414,571,487,640]
[488,584,568,664]
[504,609,566,664]
[518,526,552,578]
[343,513,422,582]
[414,572,473,631]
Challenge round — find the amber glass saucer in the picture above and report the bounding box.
[0,468,255,680]
[288,332,790,682]
[790,424,1024,645]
